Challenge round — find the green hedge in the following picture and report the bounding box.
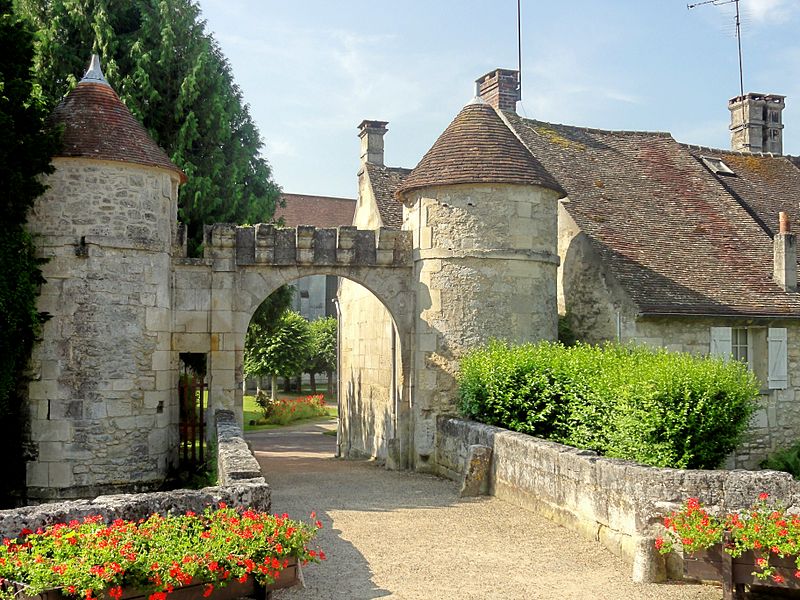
[458,340,759,469]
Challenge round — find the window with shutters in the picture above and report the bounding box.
[710,326,788,390]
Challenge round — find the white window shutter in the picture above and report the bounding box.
[710,327,732,361]
[768,328,788,389]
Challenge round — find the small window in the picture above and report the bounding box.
[732,327,749,363]
[700,156,736,176]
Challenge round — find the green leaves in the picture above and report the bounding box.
[0,0,61,506]
[244,310,312,380]
[307,317,337,377]
[16,0,281,256]
[0,506,323,599]
[457,341,759,469]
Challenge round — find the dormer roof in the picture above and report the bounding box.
[50,55,186,183]
[396,101,564,199]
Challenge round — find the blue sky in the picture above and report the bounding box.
[197,0,800,199]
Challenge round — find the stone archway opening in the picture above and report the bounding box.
[238,273,410,470]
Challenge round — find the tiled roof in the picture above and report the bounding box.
[274,193,356,228]
[397,101,564,198]
[51,81,186,182]
[503,112,800,317]
[365,163,411,229]
[683,146,800,237]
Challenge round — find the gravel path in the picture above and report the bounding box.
[247,420,721,600]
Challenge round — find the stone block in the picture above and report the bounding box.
[313,228,337,264]
[459,444,492,497]
[171,332,211,352]
[145,307,171,331]
[26,462,49,488]
[48,462,75,488]
[31,420,73,443]
[274,228,296,265]
[235,226,255,265]
[417,332,437,353]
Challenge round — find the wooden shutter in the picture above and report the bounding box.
[710,327,732,361]
[768,327,788,390]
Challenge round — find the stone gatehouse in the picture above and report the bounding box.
[24,56,800,501]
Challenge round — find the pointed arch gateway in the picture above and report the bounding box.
[171,224,415,469]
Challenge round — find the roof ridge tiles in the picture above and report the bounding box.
[513,114,673,138]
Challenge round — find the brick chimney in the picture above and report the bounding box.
[774,211,797,292]
[729,93,785,155]
[476,68,520,112]
[358,120,388,166]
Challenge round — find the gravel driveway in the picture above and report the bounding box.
[247,420,721,600]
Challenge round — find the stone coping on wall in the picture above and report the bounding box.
[216,409,264,485]
[435,416,800,583]
[0,411,269,539]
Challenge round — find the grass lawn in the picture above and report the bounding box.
[243,390,338,432]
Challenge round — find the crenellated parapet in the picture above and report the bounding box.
[196,224,412,267]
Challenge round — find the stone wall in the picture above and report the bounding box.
[336,175,404,464]
[337,278,400,462]
[404,183,561,469]
[25,158,181,500]
[0,409,268,539]
[436,416,800,583]
[171,224,414,444]
[215,410,264,485]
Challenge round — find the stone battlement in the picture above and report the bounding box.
[175,223,412,267]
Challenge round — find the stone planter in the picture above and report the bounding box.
[684,544,800,600]
[3,560,299,600]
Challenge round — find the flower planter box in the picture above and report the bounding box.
[684,545,800,600]
[3,560,299,600]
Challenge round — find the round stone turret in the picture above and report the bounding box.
[25,55,184,501]
[397,100,564,469]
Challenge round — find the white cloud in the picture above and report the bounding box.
[741,0,798,23]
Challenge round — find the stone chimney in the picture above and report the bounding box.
[358,120,388,166]
[476,68,520,113]
[729,93,785,155]
[774,211,797,292]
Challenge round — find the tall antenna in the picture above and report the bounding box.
[687,0,745,99]
[517,0,522,100]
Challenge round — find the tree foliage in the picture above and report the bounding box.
[0,0,61,506]
[244,310,312,392]
[306,317,336,394]
[16,0,281,254]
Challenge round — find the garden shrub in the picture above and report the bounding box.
[458,340,759,469]
[760,440,800,479]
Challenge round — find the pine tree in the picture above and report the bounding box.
[17,0,281,254]
[0,0,61,506]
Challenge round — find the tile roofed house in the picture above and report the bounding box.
[273,193,356,228]
[342,67,800,471]
[363,163,410,228]
[354,120,411,229]
[503,113,800,319]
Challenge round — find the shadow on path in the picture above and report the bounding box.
[247,420,720,600]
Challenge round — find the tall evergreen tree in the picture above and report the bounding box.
[17,0,281,254]
[0,0,60,506]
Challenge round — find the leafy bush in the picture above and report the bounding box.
[458,341,759,469]
[760,441,800,479]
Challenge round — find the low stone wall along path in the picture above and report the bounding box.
[247,420,720,600]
